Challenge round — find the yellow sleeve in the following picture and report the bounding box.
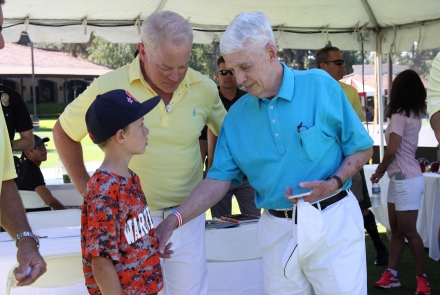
[1,107,17,182]
[59,79,100,142]
[340,82,366,122]
[206,90,227,136]
[428,52,440,118]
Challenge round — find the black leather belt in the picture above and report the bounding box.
[268,190,348,219]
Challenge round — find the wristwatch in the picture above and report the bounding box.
[327,175,343,189]
[15,231,40,249]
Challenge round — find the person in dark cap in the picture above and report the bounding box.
[82,89,167,295]
[15,135,66,211]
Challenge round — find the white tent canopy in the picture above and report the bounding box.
[3,0,440,53]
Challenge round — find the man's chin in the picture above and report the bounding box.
[159,83,179,94]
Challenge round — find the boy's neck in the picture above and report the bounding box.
[99,148,133,179]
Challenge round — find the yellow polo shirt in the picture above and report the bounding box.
[59,56,226,210]
[339,81,366,122]
[0,106,17,209]
[428,52,440,119]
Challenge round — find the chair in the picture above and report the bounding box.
[5,253,84,295]
[26,209,81,230]
[18,190,49,210]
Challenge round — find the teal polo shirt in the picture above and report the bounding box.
[207,63,373,209]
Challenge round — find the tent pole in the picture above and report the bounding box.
[30,41,39,131]
[388,53,393,103]
[375,40,385,161]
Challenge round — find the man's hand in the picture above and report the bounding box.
[284,179,338,204]
[155,215,178,258]
[14,238,47,286]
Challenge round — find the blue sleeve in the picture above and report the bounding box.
[206,123,244,186]
[320,84,373,156]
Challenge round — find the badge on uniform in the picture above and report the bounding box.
[1,93,10,107]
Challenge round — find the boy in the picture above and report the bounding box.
[82,89,165,295]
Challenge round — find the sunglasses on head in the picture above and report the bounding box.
[217,70,234,76]
[324,59,345,66]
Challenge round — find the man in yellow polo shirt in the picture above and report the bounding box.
[0,1,46,286]
[53,11,226,295]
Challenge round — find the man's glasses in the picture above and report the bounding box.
[34,144,47,150]
[217,70,234,76]
[323,59,345,66]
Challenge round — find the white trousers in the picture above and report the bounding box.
[257,192,367,295]
[153,213,208,295]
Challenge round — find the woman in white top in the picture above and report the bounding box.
[371,70,430,295]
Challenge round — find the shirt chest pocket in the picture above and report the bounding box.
[296,126,325,163]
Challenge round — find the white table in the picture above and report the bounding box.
[45,183,83,207]
[0,223,264,295]
[363,164,440,261]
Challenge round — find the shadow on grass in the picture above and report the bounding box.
[366,232,437,294]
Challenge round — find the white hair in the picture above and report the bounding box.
[141,11,193,55]
[220,11,277,54]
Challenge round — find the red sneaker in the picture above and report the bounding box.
[374,270,401,289]
[416,275,431,295]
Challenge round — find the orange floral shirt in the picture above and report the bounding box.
[81,169,162,295]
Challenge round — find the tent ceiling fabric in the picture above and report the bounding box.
[3,0,440,53]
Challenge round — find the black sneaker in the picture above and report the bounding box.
[374,247,389,266]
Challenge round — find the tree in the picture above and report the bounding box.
[86,33,137,68]
[190,44,214,79]
[391,46,439,78]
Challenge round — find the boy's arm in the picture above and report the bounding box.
[91,256,123,295]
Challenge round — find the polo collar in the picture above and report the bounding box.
[254,62,294,109]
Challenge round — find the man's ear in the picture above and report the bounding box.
[266,44,277,62]
[137,42,146,63]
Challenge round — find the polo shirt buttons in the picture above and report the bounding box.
[272,119,276,123]
[270,106,274,109]
[275,133,279,137]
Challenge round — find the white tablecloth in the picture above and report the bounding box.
[363,164,440,261]
[0,223,264,295]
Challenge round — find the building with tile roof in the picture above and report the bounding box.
[0,42,114,104]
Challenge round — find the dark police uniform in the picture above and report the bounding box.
[0,85,33,141]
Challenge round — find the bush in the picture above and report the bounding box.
[26,103,69,117]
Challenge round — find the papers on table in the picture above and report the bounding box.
[220,214,260,224]
[205,219,239,230]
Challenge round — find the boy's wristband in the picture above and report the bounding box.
[171,210,183,228]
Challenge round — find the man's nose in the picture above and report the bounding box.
[168,70,180,82]
[234,71,246,84]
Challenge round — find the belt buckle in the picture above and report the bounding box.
[284,210,292,220]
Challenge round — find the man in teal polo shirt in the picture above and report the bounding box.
[157,12,373,295]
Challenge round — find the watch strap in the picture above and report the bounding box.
[327,175,343,189]
[15,231,40,249]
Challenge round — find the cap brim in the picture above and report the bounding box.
[134,96,161,121]
[34,137,50,147]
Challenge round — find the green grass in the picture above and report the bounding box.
[16,119,439,294]
[13,118,104,169]
[365,230,438,295]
